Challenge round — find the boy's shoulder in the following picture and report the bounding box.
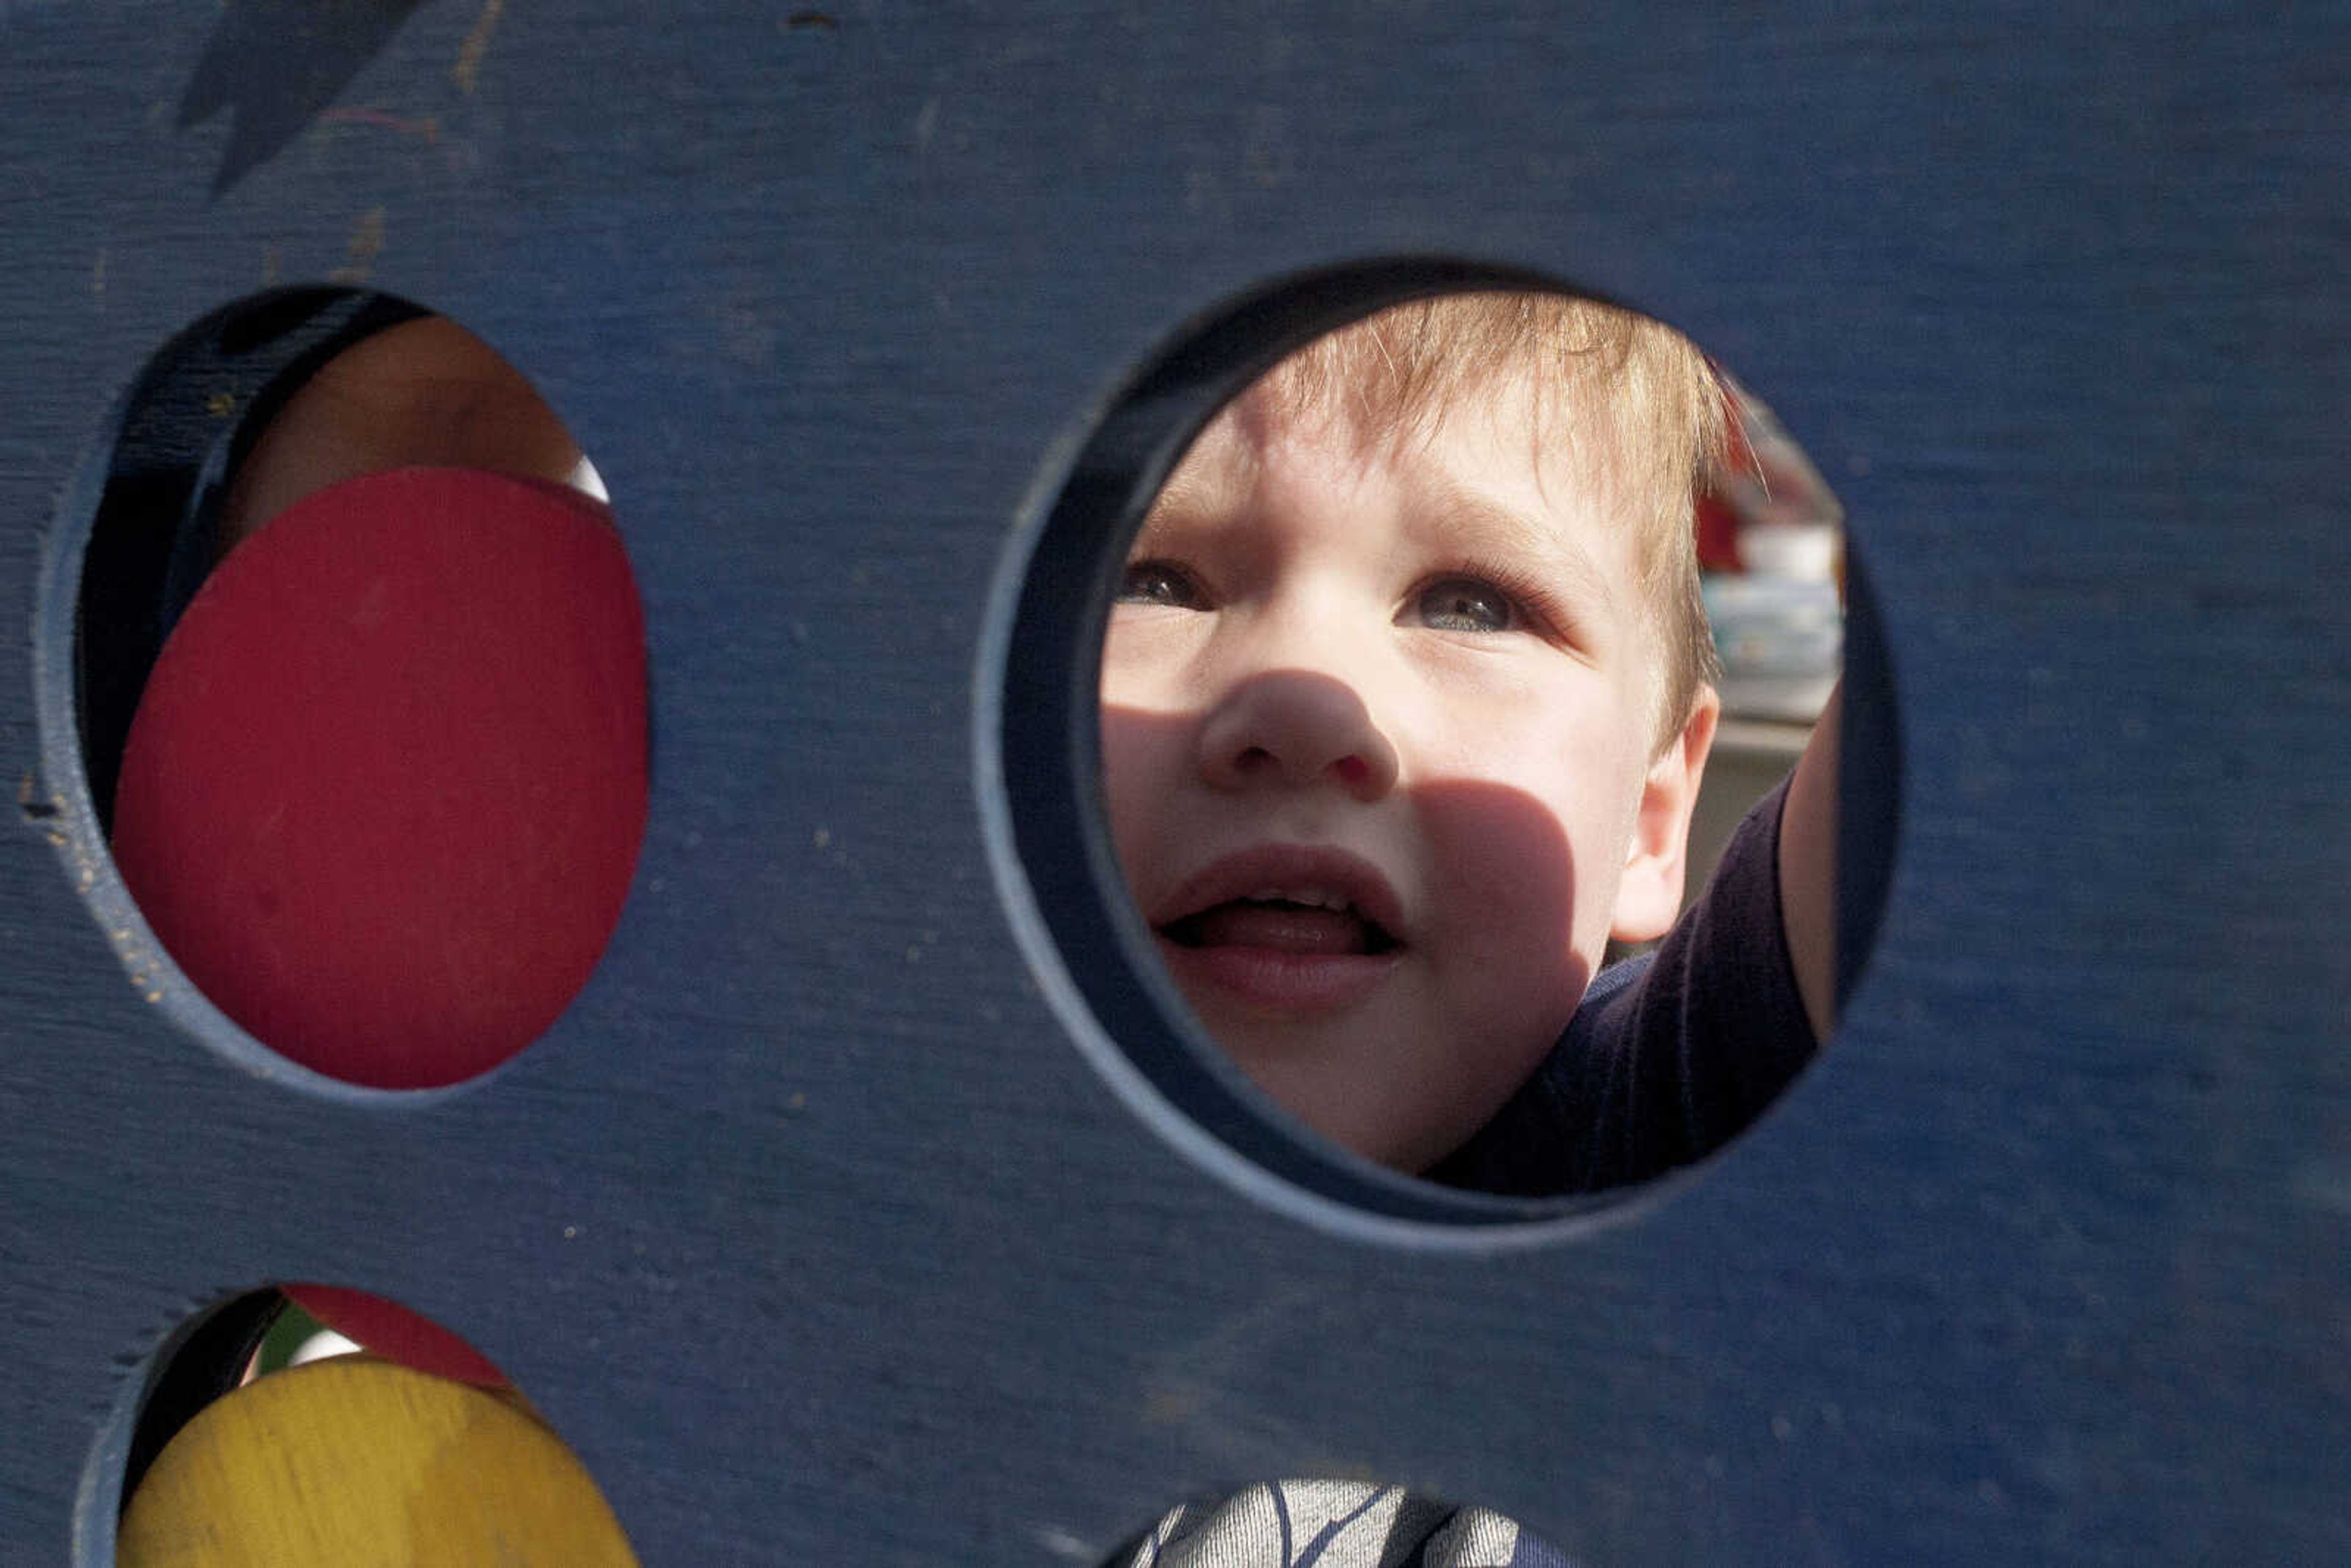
[1430,778,1817,1196]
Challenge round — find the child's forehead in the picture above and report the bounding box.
[1175,361,1644,531]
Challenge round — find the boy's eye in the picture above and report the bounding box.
[1411,576,1518,634]
[1117,560,1208,609]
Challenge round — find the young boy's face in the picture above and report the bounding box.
[1100,366,1713,1174]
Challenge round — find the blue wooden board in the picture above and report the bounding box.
[2,3,2345,1562]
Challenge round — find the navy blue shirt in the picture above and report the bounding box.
[1431,776,1818,1196]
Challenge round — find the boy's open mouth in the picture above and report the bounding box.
[1149,849,1408,1014]
[1150,846,1408,961]
[1160,892,1400,956]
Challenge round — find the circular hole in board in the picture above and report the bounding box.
[37,290,648,1091]
[984,260,1895,1237]
[102,1288,637,1568]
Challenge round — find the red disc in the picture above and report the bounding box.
[279,1285,511,1388]
[111,468,648,1089]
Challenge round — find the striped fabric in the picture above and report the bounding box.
[1119,1480,1575,1568]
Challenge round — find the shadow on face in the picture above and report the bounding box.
[1104,692,1586,1176]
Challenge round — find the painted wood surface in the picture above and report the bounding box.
[1,2,2344,1563]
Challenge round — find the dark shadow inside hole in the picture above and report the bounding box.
[119,1289,285,1512]
[75,287,424,831]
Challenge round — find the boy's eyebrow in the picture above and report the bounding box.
[1139,450,1245,533]
[1415,476,1622,611]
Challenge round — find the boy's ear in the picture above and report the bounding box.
[1609,685,1720,945]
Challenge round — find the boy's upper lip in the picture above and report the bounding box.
[1152,843,1408,942]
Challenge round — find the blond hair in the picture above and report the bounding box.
[1258,291,1726,748]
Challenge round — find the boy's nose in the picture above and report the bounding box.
[1196,669,1400,801]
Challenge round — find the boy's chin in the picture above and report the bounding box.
[1212,1036,1476,1177]
[1192,992,1575,1177]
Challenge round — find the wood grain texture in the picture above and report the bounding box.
[0,3,2343,1566]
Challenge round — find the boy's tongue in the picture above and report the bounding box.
[1193,900,1370,955]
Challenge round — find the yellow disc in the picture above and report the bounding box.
[118,1357,639,1568]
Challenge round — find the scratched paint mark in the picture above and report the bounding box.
[328,206,388,285]
[1031,1526,1093,1562]
[320,105,441,141]
[18,771,58,822]
[206,392,238,418]
[452,0,504,94]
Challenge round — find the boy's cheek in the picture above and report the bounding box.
[1411,781,1582,937]
[1412,779,1610,1046]
[1098,628,1168,716]
[1101,620,1191,688]
[1097,704,1179,885]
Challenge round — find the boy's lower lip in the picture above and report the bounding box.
[1155,936,1403,1015]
